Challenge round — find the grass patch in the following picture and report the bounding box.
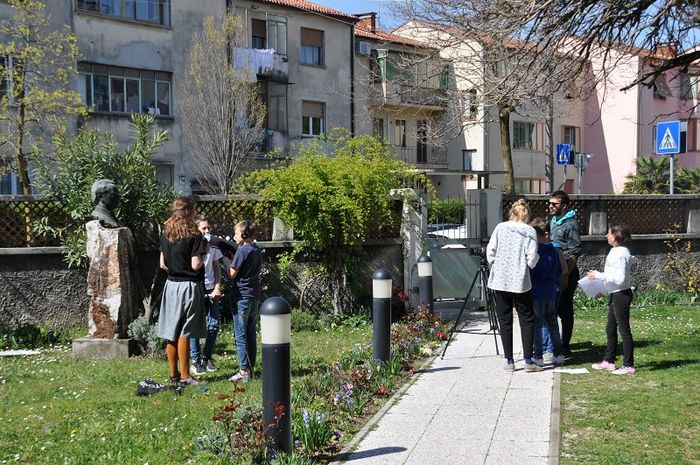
[0,325,372,464]
[560,302,700,464]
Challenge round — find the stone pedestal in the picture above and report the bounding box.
[82,220,142,340]
[72,337,136,360]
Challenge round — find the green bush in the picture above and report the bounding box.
[291,308,321,333]
[127,316,162,357]
[34,114,175,268]
[428,198,465,224]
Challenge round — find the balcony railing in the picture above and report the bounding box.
[233,48,288,82]
[370,80,447,109]
[393,146,448,166]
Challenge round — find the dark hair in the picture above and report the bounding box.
[195,215,209,224]
[529,217,548,237]
[609,223,631,245]
[236,220,256,240]
[550,190,570,206]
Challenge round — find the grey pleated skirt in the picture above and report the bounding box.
[157,280,206,341]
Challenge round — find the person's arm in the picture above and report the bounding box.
[557,249,568,276]
[211,261,222,299]
[567,222,582,264]
[191,255,203,271]
[591,250,627,287]
[159,252,168,272]
[526,232,539,269]
[485,225,499,265]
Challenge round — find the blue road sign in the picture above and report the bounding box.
[556,143,571,165]
[656,121,681,155]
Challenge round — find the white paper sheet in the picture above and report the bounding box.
[578,276,609,299]
[553,367,590,374]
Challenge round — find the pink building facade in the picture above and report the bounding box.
[584,48,699,193]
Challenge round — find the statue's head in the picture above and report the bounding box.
[91,179,119,210]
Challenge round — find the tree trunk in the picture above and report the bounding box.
[498,104,515,194]
[546,97,554,193]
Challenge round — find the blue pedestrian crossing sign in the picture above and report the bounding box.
[556,143,571,165]
[656,121,681,155]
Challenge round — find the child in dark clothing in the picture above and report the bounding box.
[529,218,566,366]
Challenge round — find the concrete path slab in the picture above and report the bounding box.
[333,310,559,465]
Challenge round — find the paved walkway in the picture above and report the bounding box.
[333,309,559,465]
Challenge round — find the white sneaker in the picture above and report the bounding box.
[531,358,544,367]
[543,352,554,363]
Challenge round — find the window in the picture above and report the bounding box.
[251,19,266,49]
[76,0,171,27]
[262,81,287,131]
[0,56,25,103]
[515,178,546,194]
[78,63,172,115]
[417,120,427,163]
[653,74,672,99]
[301,101,324,137]
[463,88,477,121]
[680,73,698,100]
[300,28,323,65]
[562,126,581,152]
[372,117,384,141]
[153,163,174,187]
[394,119,406,147]
[513,122,535,150]
[267,17,287,55]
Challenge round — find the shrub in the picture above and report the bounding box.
[291,308,321,333]
[292,409,334,454]
[34,114,175,268]
[127,316,161,357]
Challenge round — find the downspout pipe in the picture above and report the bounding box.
[350,25,355,135]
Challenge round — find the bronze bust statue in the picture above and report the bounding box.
[91,179,120,228]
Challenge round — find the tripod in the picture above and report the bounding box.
[441,257,500,359]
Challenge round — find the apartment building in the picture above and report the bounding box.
[0,0,356,194]
[353,13,460,196]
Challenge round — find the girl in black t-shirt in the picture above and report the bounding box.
[158,197,207,386]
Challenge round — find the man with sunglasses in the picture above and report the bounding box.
[548,190,582,356]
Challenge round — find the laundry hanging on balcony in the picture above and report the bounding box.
[233,48,275,81]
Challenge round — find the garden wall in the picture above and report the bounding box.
[0,240,404,332]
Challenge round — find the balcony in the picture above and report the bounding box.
[233,48,288,82]
[371,80,447,110]
[393,146,448,166]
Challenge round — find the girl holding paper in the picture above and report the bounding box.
[587,223,635,375]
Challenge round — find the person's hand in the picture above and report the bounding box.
[211,287,222,300]
[586,270,597,279]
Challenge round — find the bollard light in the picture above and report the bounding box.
[372,268,392,363]
[260,297,292,454]
[417,254,434,314]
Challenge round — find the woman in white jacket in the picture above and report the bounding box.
[486,198,540,373]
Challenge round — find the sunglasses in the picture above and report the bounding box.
[548,201,562,206]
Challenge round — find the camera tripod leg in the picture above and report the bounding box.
[481,269,500,355]
[441,269,480,359]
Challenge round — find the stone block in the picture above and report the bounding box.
[72,337,136,360]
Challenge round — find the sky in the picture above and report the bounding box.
[312,0,404,29]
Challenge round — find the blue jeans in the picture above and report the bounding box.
[541,287,562,354]
[190,294,220,363]
[232,297,259,372]
[533,299,563,358]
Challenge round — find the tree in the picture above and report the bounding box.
[249,130,430,315]
[0,0,87,194]
[34,114,175,268]
[392,13,577,193]
[180,12,265,195]
[623,156,670,194]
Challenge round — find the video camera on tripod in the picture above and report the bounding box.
[441,243,500,358]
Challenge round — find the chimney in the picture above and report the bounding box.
[356,12,377,33]
[654,43,678,58]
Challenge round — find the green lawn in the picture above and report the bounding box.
[560,302,700,465]
[0,326,372,465]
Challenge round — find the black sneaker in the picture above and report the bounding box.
[191,362,206,376]
[205,359,218,372]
